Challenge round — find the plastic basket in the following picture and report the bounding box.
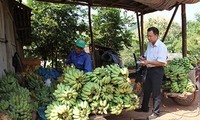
[37,107,47,120]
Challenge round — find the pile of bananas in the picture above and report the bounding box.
[163,58,196,93]
[0,73,34,120]
[45,64,139,120]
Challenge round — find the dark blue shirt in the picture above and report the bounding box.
[66,49,92,73]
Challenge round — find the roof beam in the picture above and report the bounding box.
[37,0,89,6]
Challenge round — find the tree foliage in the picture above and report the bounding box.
[186,13,200,57]
[92,8,136,52]
[24,0,88,68]
[145,15,200,58]
[145,17,182,53]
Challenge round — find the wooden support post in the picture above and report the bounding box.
[136,12,142,55]
[181,4,187,57]
[88,5,95,68]
[141,13,144,55]
[162,4,179,42]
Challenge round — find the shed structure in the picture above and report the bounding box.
[37,0,200,67]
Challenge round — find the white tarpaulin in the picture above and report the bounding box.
[134,0,200,11]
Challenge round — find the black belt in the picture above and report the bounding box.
[146,66,163,70]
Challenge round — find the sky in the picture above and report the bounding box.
[144,2,200,24]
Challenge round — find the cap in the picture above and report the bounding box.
[75,38,86,48]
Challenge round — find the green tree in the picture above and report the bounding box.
[145,17,182,53]
[25,0,88,68]
[92,8,136,52]
[185,13,200,58]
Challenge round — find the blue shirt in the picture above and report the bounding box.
[66,49,92,73]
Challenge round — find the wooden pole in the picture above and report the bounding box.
[141,13,144,55]
[162,5,179,42]
[181,4,187,57]
[88,5,95,68]
[136,12,142,55]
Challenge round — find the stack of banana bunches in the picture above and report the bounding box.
[0,73,34,120]
[162,57,197,93]
[45,64,139,120]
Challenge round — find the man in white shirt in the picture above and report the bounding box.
[135,27,168,119]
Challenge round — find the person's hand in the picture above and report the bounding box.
[139,56,146,61]
[141,60,148,66]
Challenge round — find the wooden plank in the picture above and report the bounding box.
[136,12,142,56]
[162,4,179,42]
[140,13,144,55]
[90,115,107,120]
[88,5,95,68]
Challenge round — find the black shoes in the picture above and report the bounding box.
[147,113,159,119]
[134,108,149,112]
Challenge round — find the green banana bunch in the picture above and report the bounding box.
[0,74,19,93]
[73,100,90,120]
[92,66,109,77]
[108,96,123,115]
[162,80,171,90]
[6,90,33,120]
[63,67,86,91]
[121,94,139,111]
[170,81,180,93]
[45,101,73,120]
[188,56,197,67]
[53,83,78,106]
[178,79,188,93]
[99,75,112,86]
[90,99,109,115]
[113,80,133,94]
[26,73,44,90]
[0,74,33,120]
[85,72,94,82]
[81,82,100,102]
[185,80,196,93]
[120,67,129,78]
[164,65,187,81]
[170,58,194,72]
[34,86,55,107]
[106,64,121,76]
[111,76,124,85]
[100,84,114,101]
[0,100,9,111]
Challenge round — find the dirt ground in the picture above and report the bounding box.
[91,91,200,120]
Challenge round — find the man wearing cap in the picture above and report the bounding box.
[66,38,92,73]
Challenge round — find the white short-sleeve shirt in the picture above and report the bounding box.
[144,39,168,67]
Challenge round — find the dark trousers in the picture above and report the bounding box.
[141,67,164,115]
